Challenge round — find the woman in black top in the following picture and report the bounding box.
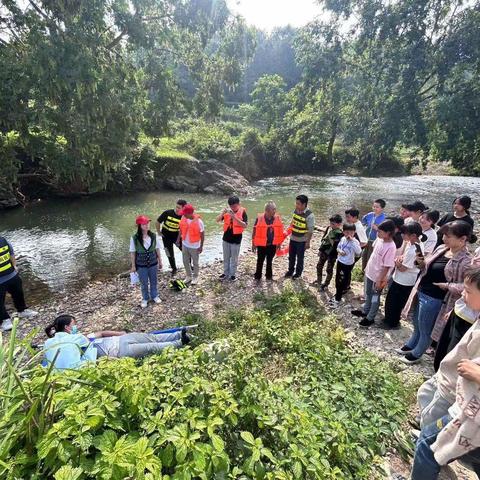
[438,196,474,229]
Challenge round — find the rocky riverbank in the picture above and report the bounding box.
[5,233,476,480]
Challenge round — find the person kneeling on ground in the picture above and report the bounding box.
[43,314,190,370]
[0,235,38,332]
[329,223,361,308]
[352,219,396,328]
[252,201,285,281]
[314,214,343,290]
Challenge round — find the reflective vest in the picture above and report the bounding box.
[134,233,158,268]
[162,213,181,234]
[0,237,15,277]
[223,207,246,235]
[253,214,284,247]
[290,209,311,236]
[179,215,202,243]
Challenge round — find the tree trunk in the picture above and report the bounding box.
[327,118,338,165]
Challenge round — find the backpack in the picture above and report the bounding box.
[169,279,188,292]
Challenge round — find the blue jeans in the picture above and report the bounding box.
[363,277,383,321]
[412,415,480,479]
[137,265,158,301]
[288,240,306,276]
[405,291,443,358]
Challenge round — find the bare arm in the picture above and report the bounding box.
[199,231,205,253]
[156,248,162,268]
[130,252,136,272]
[216,209,227,223]
[10,254,17,269]
[93,330,127,338]
[155,220,161,235]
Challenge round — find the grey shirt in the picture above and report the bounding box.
[291,210,315,242]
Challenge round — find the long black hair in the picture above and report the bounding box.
[454,196,472,215]
[45,314,75,338]
[135,226,155,248]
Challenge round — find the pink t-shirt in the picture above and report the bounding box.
[365,238,396,282]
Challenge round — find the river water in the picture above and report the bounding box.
[1,175,479,302]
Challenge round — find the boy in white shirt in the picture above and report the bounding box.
[382,222,423,329]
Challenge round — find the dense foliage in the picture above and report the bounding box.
[0,290,409,479]
[2,0,480,202]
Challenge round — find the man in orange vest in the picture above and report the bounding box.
[252,202,285,281]
[177,204,205,285]
[216,196,247,282]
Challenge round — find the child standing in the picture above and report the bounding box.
[329,223,361,308]
[352,219,396,327]
[382,222,423,329]
[315,214,343,290]
[361,199,386,272]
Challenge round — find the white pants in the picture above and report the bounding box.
[223,241,241,277]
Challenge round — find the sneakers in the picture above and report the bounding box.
[153,296,162,304]
[191,277,198,285]
[359,318,374,328]
[377,323,400,330]
[171,268,178,277]
[140,300,148,309]
[185,277,192,284]
[0,318,13,332]
[219,274,227,280]
[351,309,366,318]
[400,353,421,365]
[328,299,341,309]
[181,327,191,345]
[394,345,412,355]
[292,273,302,279]
[230,276,237,282]
[17,308,38,319]
[284,271,293,278]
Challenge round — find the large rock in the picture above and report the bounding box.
[163,158,252,195]
[0,184,20,209]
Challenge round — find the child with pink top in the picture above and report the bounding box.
[351,220,397,327]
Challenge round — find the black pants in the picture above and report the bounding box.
[383,280,413,328]
[288,240,306,276]
[0,274,27,322]
[335,262,354,301]
[162,235,181,271]
[316,251,336,286]
[434,312,473,372]
[255,245,276,279]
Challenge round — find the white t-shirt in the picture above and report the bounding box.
[354,220,368,244]
[129,235,153,252]
[393,243,421,286]
[182,219,205,249]
[422,228,437,256]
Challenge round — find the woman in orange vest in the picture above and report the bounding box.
[216,196,248,282]
[177,204,205,285]
[252,201,285,281]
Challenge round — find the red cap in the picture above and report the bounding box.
[135,215,151,225]
[179,204,194,215]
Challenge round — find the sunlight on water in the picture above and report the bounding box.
[1,175,479,301]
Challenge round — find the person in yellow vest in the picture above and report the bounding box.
[155,199,187,276]
[177,204,205,285]
[285,195,315,279]
[0,236,38,332]
[216,196,248,282]
[252,202,285,281]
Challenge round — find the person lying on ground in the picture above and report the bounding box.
[43,314,190,370]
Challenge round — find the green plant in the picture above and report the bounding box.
[0,290,409,479]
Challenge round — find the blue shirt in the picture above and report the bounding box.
[43,332,97,370]
[0,241,18,285]
[362,212,386,241]
[337,237,362,265]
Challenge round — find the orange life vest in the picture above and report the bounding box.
[253,214,285,247]
[223,206,246,235]
[179,215,202,243]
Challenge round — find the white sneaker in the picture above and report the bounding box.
[17,308,38,319]
[191,277,198,285]
[153,296,162,304]
[0,318,13,332]
[328,299,341,309]
[140,300,148,309]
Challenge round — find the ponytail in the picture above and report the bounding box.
[45,314,75,338]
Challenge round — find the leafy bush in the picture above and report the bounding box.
[0,290,408,479]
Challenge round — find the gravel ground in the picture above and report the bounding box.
[4,234,477,480]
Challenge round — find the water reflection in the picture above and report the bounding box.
[1,175,479,301]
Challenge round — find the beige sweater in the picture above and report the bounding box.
[432,361,480,465]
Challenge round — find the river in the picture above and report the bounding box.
[1,175,479,302]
